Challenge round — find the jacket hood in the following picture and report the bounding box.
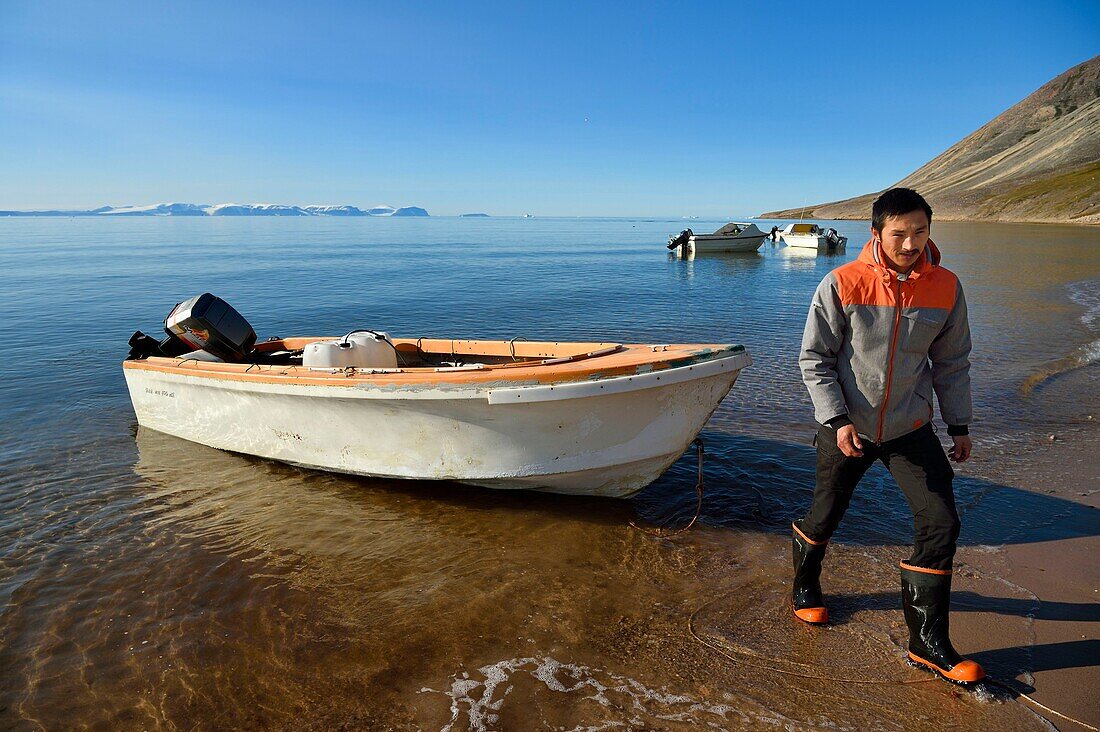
[858,238,941,277]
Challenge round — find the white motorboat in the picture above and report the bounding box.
[124,296,752,498]
[780,223,847,250]
[668,223,768,257]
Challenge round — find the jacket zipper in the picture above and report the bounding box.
[877,276,903,443]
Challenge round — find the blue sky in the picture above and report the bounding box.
[1,1,1097,216]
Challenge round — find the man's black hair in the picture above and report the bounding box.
[871,188,933,233]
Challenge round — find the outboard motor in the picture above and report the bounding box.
[165,293,256,361]
[128,293,256,362]
[664,230,690,260]
[667,228,693,252]
[127,330,190,360]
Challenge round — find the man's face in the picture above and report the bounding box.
[873,210,930,273]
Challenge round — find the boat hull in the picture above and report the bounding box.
[687,234,766,253]
[123,353,749,497]
[781,233,847,249]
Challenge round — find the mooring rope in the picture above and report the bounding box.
[985,678,1098,731]
[629,438,705,538]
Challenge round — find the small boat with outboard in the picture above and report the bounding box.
[779,223,847,250]
[124,294,752,497]
[667,222,768,257]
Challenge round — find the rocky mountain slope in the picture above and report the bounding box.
[762,55,1100,224]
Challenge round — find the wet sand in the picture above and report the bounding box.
[691,419,1100,731]
[959,424,1100,730]
[895,358,1099,731]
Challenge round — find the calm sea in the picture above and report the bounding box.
[1,217,1097,729]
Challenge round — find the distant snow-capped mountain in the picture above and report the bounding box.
[0,202,431,217]
[207,203,311,216]
[303,205,364,216]
[101,203,210,216]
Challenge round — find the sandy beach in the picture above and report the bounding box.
[671,418,1099,731]
[959,422,1100,729]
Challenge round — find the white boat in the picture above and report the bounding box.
[123,336,752,498]
[668,222,768,257]
[780,223,847,250]
[691,222,769,253]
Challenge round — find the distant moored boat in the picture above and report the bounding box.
[667,222,769,257]
[779,223,847,250]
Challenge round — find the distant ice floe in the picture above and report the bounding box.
[0,202,431,217]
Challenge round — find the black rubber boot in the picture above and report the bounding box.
[900,562,985,684]
[792,523,828,624]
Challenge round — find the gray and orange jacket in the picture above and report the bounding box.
[800,239,972,443]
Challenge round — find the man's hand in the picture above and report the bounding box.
[949,435,972,463]
[836,424,864,457]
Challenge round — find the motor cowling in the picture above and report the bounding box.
[164,293,257,362]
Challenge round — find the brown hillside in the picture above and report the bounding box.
[761,55,1100,224]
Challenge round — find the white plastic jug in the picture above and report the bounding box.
[303,331,398,369]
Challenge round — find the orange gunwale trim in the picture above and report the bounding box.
[792,522,827,546]
[899,561,952,575]
[907,652,985,682]
[122,339,747,389]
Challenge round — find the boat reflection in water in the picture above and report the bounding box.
[127,426,743,729]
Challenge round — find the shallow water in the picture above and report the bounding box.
[0,217,1097,729]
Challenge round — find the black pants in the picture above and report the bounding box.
[796,423,960,571]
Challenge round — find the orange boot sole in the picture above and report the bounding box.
[794,606,828,625]
[906,652,985,685]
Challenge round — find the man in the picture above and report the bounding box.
[793,187,984,685]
